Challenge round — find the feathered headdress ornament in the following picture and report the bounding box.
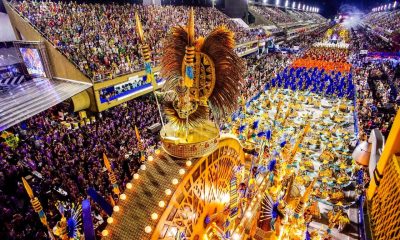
[161,8,245,127]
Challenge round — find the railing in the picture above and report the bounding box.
[369,154,400,239]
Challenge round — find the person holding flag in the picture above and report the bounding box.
[135,12,164,127]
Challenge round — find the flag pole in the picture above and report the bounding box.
[135,12,164,127]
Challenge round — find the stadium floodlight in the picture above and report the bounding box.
[395,1,398,9]
[263,0,267,4]
[292,1,296,9]
[298,2,301,10]
[285,0,289,8]
[275,0,280,6]
[384,4,387,10]
[303,4,306,11]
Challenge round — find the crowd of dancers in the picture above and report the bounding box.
[269,67,355,99]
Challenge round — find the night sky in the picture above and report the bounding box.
[316,0,394,18]
[0,0,395,19]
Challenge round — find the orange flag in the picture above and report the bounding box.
[135,125,141,142]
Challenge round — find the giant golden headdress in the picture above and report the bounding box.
[161,9,245,127]
[159,9,245,158]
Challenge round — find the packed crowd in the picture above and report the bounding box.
[347,17,400,139]
[292,58,352,72]
[251,5,298,24]
[11,0,264,81]
[242,53,295,100]
[354,60,400,139]
[290,46,351,72]
[287,10,326,22]
[302,47,349,62]
[0,21,328,239]
[0,95,160,239]
[363,9,400,36]
[282,24,330,50]
[250,5,325,25]
[240,23,331,101]
[350,27,392,53]
[2,7,400,237]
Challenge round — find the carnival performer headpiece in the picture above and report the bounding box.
[161,8,245,127]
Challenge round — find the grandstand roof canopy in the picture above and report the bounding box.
[0,78,91,131]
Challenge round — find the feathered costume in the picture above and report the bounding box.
[161,8,245,128]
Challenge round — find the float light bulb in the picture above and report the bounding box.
[120,193,126,200]
[159,201,166,208]
[151,213,159,220]
[165,189,172,195]
[145,226,152,233]
[113,206,120,212]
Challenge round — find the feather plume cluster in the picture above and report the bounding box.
[161,25,245,126]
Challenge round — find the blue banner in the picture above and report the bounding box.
[82,199,96,240]
[87,188,113,216]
